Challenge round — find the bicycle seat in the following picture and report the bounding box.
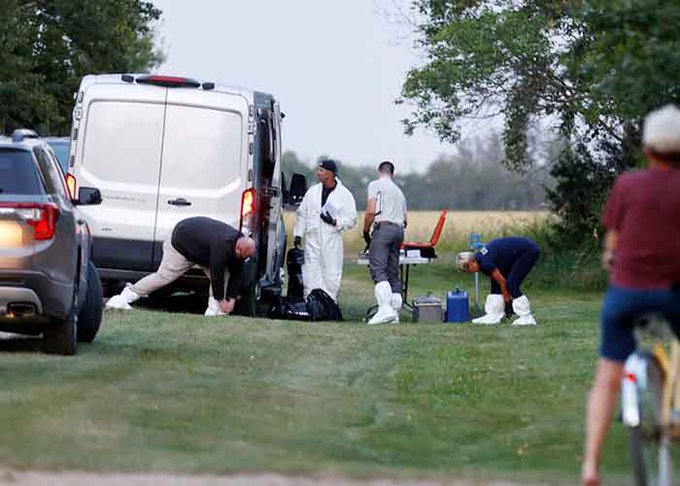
[634,313,680,341]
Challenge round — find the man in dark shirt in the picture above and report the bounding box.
[456,236,540,325]
[581,104,680,486]
[106,217,256,315]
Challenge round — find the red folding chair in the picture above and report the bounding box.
[401,209,447,258]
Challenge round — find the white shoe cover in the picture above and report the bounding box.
[511,295,537,326]
[391,292,403,323]
[472,294,504,325]
[472,313,504,325]
[368,282,398,325]
[105,285,140,310]
[204,297,227,317]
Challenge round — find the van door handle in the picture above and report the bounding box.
[168,198,192,206]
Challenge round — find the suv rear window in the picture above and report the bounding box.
[34,147,68,198]
[0,149,45,195]
[48,141,70,173]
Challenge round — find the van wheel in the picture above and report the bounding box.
[235,285,257,317]
[44,285,77,355]
[77,262,103,343]
[236,288,272,317]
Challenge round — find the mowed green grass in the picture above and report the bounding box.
[0,262,636,484]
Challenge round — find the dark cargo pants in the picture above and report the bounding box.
[489,244,540,298]
[369,222,404,293]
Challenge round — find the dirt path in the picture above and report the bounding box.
[0,471,540,486]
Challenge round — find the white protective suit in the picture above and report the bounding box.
[294,179,357,302]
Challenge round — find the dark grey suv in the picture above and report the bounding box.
[0,130,103,355]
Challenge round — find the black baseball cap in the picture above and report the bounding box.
[318,159,338,174]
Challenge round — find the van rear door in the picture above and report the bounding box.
[76,84,166,271]
[153,90,248,263]
[263,100,284,283]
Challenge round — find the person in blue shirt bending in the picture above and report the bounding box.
[456,236,540,326]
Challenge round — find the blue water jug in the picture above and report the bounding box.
[446,288,470,323]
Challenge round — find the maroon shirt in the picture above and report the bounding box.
[603,167,680,289]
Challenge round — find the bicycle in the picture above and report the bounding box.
[621,314,680,486]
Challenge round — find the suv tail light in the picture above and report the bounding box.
[239,188,256,235]
[0,203,59,240]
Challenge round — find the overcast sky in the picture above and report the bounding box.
[152,0,457,172]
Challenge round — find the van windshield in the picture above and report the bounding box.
[0,149,45,195]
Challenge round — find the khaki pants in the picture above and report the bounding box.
[131,239,227,299]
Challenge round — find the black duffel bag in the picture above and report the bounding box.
[270,288,343,322]
[271,296,310,321]
[286,248,305,299]
[306,288,343,322]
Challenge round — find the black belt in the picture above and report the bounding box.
[374,221,401,229]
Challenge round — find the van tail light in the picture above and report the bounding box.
[65,173,77,200]
[136,75,201,88]
[239,188,256,235]
[0,203,59,240]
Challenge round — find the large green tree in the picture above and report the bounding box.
[0,0,163,134]
[400,0,680,241]
[402,0,680,164]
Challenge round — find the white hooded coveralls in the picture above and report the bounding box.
[294,179,357,302]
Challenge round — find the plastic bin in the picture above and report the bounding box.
[413,295,443,322]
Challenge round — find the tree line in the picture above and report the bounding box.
[282,135,551,211]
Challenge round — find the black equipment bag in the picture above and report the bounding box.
[286,248,305,299]
[306,288,343,322]
[271,296,310,321]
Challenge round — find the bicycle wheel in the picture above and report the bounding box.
[629,351,669,486]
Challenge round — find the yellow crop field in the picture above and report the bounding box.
[400,210,549,239]
[283,210,551,255]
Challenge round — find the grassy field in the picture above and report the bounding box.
[0,261,646,485]
[284,210,551,256]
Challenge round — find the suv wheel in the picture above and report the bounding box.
[44,284,78,355]
[77,261,103,343]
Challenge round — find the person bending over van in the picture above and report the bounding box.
[456,236,540,326]
[581,105,680,486]
[106,217,256,316]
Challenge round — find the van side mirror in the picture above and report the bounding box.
[76,187,102,205]
[289,173,307,206]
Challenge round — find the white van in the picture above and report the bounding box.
[67,74,306,314]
